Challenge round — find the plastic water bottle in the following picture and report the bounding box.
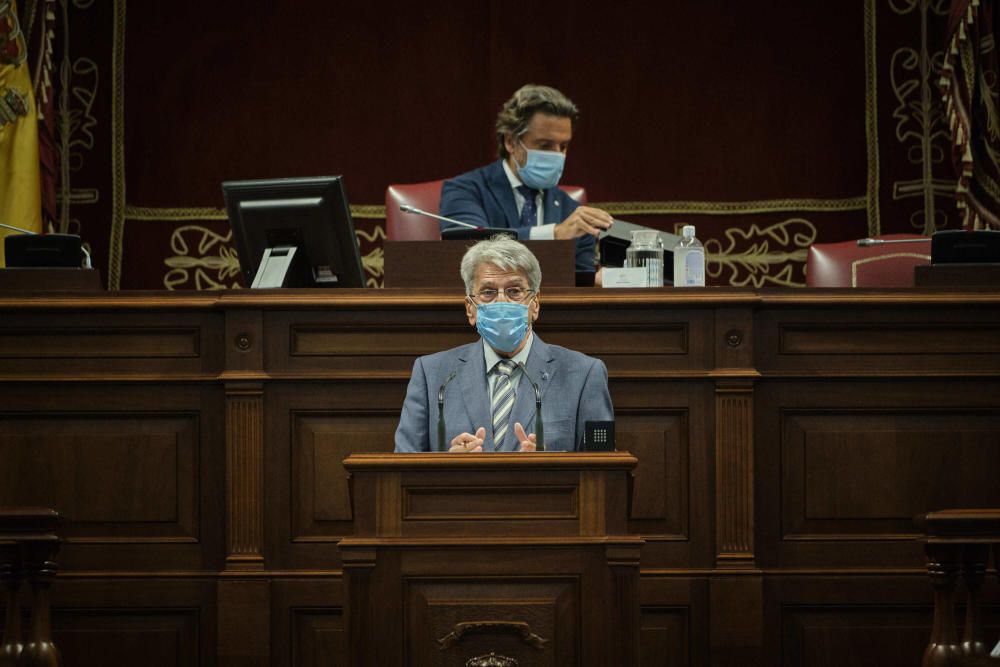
[672,225,705,287]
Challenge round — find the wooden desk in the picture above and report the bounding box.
[1,287,999,666]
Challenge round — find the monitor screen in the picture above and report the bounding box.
[223,176,366,288]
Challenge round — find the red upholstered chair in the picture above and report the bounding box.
[806,234,931,287]
[384,180,588,240]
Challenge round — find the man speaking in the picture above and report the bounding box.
[439,84,614,275]
[394,236,613,453]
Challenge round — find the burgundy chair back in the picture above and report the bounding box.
[385,181,589,240]
[806,234,931,287]
[385,180,446,241]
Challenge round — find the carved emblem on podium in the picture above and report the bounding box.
[465,652,518,667]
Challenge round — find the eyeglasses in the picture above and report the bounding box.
[470,287,534,303]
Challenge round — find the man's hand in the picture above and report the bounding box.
[513,422,537,452]
[554,206,613,240]
[449,427,485,452]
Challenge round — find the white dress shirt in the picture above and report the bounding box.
[502,160,557,240]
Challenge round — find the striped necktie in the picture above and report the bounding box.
[491,359,518,450]
[516,185,539,229]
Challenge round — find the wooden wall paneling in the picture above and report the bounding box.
[715,380,755,568]
[611,379,714,569]
[710,576,763,667]
[46,578,216,667]
[756,575,1000,667]
[225,381,265,571]
[754,300,1000,375]
[270,577,345,667]
[217,579,270,665]
[639,577,708,667]
[263,303,471,377]
[0,309,224,379]
[0,383,225,572]
[755,379,1000,570]
[537,302,717,375]
[264,381,403,570]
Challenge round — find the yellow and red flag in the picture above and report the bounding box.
[0,0,42,265]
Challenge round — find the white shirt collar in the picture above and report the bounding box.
[483,330,533,374]
[501,158,523,189]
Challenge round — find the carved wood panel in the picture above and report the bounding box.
[405,577,578,667]
[0,413,198,542]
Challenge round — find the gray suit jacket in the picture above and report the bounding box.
[394,335,613,452]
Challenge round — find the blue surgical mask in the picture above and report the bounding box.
[475,301,530,353]
[516,142,565,190]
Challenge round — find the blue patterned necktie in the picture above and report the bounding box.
[516,185,539,229]
[490,359,518,450]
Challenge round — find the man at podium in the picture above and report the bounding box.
[394,236,613,452]
[438,84,614,275]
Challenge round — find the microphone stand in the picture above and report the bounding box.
[399,205,481,232]
[436,370,458,451]
[857,237,930,247]
[517,363,544,452]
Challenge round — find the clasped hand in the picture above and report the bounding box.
[449,424,537,452]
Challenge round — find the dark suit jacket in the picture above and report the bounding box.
[439,159,596,272]
[394,335,614,452]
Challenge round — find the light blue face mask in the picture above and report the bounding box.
[516,141,565,190]
[475,301,530,354]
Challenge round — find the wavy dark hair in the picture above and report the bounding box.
[495,84,578,159]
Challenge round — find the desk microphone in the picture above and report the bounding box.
[437,370,458,451]
[857,237,930,247]
[516,362,544,452]
[0,222,92,268]
[399,204,481,231]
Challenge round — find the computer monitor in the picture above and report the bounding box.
[223,176,366,288]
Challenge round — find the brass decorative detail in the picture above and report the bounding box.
[703,218,818,288]
[466,653,518,667]
[437,621,548,650]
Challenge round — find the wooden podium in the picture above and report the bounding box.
[339,452,643,666]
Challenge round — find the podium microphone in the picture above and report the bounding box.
[516,362,544,452]
[399,204,481,231]
[436,370,458,451]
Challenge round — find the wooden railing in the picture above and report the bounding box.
[922,509,1000,667]
[0,509,62,667]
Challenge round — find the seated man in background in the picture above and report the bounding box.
[439,84,614,276]
[394,235,613,453]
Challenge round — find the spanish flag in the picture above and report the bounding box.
[0,0,42,266]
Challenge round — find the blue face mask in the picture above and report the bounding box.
[516,142,565,190]
[475,301,530,354]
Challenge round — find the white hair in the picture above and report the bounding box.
[460,235,542,293]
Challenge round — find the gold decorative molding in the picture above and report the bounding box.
[592,197,867,216]
[125,197,869,223]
